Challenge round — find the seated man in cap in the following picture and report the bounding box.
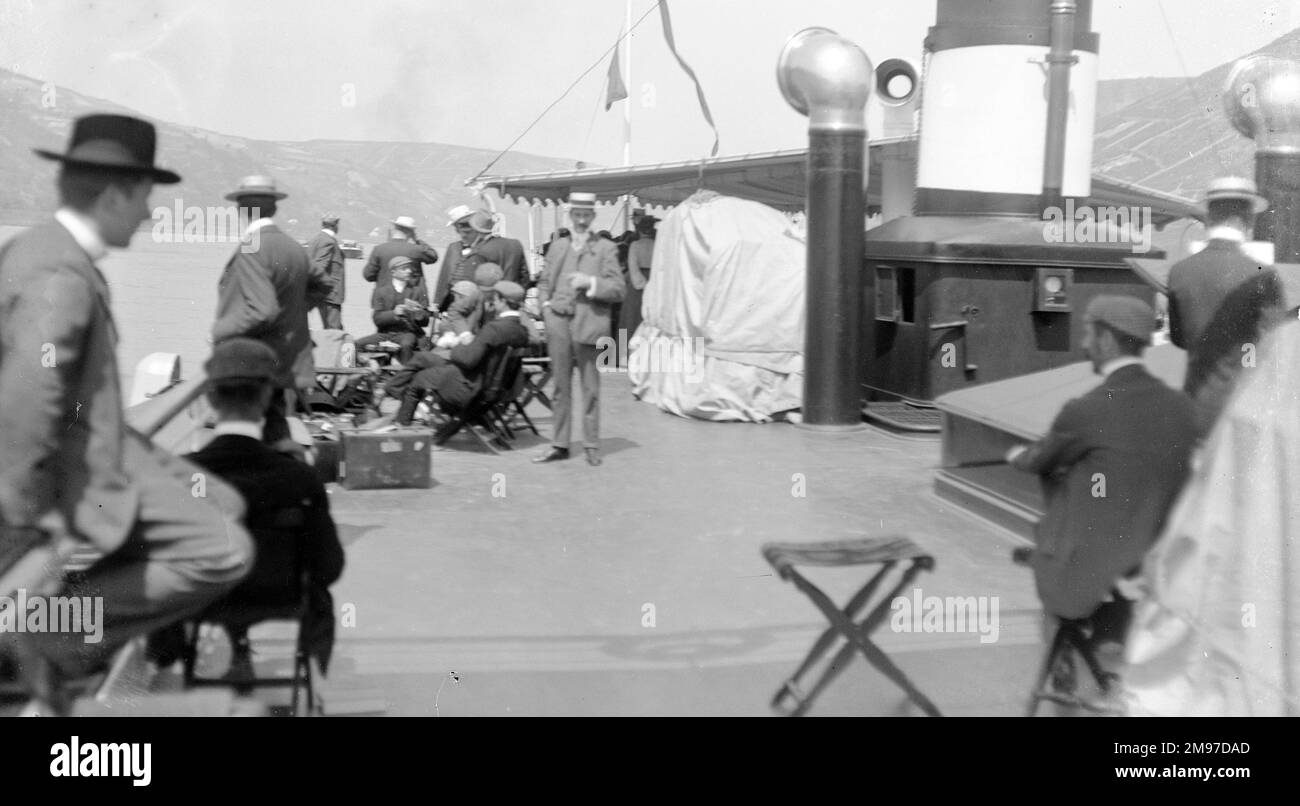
[1167,176,1286,438]
[388,281,532,427]
[354,256,431,365]
[363,215,439,288]
[176,339,344,679]
[1006,296,1198,668]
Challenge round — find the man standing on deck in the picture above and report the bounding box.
[1166,177,1285,438]
[0,114,252,712]
[533,192,624,466]
[433,206,528,311]
[363,215,439,288]
[307,213,346,330]
[212,175,332,451]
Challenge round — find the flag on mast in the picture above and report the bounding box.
[605,41,629,111]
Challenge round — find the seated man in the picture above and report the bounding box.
[179,339,345,678]
[387,280,533,426]
[435,280,483,340]
[1006,296,1198,663]
[354,256,430,365]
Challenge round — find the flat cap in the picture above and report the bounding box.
[206,338,278,383]
[491,280,525,304]
[1085,295,1156,344]
[474,262,504,288]
[388,255,415,271]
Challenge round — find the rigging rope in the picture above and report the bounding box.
[469,2,662,184]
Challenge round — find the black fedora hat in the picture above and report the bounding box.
[35,113,181,184]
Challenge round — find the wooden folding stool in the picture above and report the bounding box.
[762,536,942,717]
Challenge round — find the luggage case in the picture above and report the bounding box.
[338,428,432,490]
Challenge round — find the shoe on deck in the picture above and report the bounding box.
[533,447,570,463]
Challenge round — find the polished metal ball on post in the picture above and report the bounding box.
[777,27,873,429]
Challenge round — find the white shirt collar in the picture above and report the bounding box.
[213,421,264,440]
[1205,225,1246,243]
[54,208,108,262]
[1101,356,1144,377]
[245,217,275,237]
[321,228,337,238]
[498,310,521,319]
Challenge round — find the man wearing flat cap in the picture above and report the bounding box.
[176,338,344,679]
[388,280,532,429]
[1167,176,1285,437]
[0,113,253,708]
[1006,296,1198,657]
[355,255,431,365]
[212,174,333,451]
[307,213,346,331]
[363,214,439,289]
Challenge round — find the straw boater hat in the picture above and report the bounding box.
[224,175,287,202]
[1202,177,1268,215]
[391,215,417,230]
[568,191,597,209]
[35,113,181,184]
[446,204,476,226]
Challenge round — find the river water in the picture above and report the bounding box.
[0,224,380,402]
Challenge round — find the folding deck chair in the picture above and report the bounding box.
[428,344,519,453]
[762,536,942,717]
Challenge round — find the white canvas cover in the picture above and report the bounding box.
[626,190,805,421]
[1122,318,1300,716]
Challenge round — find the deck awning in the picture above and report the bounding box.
[476,138,1201,226]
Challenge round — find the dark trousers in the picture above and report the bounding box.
[355,331,419,364]
[316,303,343,331]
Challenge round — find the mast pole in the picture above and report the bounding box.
[624,0,633,232]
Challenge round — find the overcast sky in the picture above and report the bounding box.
[3,0,1298,171]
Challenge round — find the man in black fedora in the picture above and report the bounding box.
[211,174,333,452]
[0,113,254,712]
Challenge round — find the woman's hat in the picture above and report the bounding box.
[35,113,181,184]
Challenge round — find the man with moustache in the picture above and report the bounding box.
[0,114,252,713]
[433,206,528,311]
[532,192,625,466]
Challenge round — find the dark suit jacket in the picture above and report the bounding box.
[1010,364,1198,619]
[1167,239,1283,433]
[185,434,344,669]
[213,223,331,390]
[432,235,528,307]
[0,220,136,552]
[418,314,531,409]
[370,280,430,335]
[539,235,625,345]
[363,238,439,287]
[307,230,346,305]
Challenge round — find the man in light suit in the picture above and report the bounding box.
[0,114,253,711]
[1006,296,1198,648]
[307,213,346,330]
[212,175,333,449]
[1167,177,1284,437]
[533,192,625,466]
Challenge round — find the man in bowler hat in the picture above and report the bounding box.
[0,114,253,712]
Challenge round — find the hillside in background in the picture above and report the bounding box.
[1094,77,1183,119]
[1093,26,1300,199]
[0,68,575,245]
